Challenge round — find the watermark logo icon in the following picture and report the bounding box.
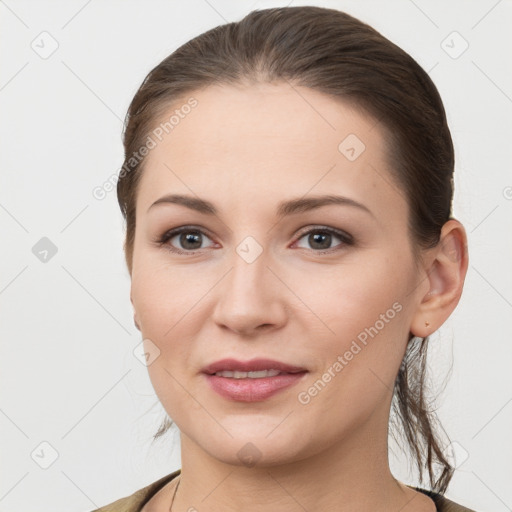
[441,31,469,59]
[133,338,161,366]
[31,441,59,469]
[31,31,59,59]
[442,441,470,469]
[236,236,263,264]
[237,442,262,467]
[338,134,366,161]
[32,237,58,263]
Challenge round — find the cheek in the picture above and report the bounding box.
[131,257,200,331]
[300,254,412,385]
[305,254,407,332]
[132,265,202,422]
[144,356,201,432]
[130,260,208,390]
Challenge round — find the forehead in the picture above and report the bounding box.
[136,82,407,221]
[151,81,380,160]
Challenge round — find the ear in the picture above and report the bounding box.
[131,290,141,332]
[410,219,469,338]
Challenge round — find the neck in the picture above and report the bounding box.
[172,400,425,512]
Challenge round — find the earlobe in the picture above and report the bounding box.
[410,219,468,338]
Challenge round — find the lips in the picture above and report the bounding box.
[201,358,307,375]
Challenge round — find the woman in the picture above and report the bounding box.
[93,6,476,511]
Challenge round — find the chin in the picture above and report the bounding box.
[190,427,313,468]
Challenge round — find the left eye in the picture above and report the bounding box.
[294,227,352,252]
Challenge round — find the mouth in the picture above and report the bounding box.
[210,369,297,378]
[201,358,308,402]
[201,357,307,375]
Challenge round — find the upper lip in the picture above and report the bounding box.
[202,358,307,375]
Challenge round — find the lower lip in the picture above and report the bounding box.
[204,372,308,402]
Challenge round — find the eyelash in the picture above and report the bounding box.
[155,225,354,256]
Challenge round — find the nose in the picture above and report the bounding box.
[211,247,288,337]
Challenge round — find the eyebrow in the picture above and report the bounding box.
[147,193,374,218]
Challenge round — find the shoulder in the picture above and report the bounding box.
[411,486,479,512]
[88,469,181,512]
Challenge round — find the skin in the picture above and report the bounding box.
[130,82,468,512]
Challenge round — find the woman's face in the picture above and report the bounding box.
[130,82,428,466]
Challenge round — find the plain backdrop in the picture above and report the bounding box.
[1,1,511,511]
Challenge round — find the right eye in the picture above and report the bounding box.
[157,226,216,255]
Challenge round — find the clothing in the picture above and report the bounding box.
[89,468,477,512]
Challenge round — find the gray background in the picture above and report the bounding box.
[1,0,511,511]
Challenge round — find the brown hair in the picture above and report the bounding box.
[117,6,456,494]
